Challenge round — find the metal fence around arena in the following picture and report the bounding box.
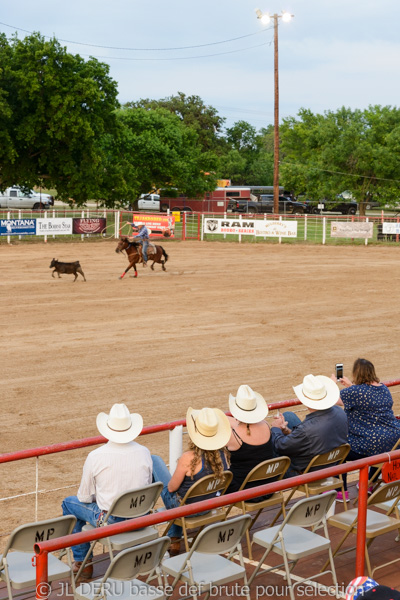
[1,208,400,245]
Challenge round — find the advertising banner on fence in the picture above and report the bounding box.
[204,218,256,235]
[204,218,297,237]
[131,214,175,238]
[73,218,107,234]
[0,218,36,236]
[331,221,373,239]
[256,220,297,237]
[382,222,400,235]
[36,218,73,235]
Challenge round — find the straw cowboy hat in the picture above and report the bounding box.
[186,407,231,451]
[229,384,269,423]
[293,374,339,410]
[96,403,143,443]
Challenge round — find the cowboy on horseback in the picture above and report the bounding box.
[129,223,149,266]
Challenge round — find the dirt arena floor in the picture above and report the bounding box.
[2,239,400,542]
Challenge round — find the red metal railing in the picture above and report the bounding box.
[33,450,400,598]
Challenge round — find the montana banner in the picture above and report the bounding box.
[73,218,107,234]
[331,221,373,239]
[36,218,73,235]
[0,218,36,236]
[131,214,175,238]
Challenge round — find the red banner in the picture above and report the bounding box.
[382,459,400,483]
[73,218,107,234]
[131,214,175,238]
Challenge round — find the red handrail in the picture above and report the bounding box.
[3,378,400,464]
[33,449,400,597]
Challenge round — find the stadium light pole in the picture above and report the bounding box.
[256,9,294,214]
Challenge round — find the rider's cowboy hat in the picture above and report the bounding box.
[186,407,231,451]
[293,374,339,410]
[229,384,269,423]
[97,403,143,443]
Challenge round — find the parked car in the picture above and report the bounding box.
[302,198,357,215]
[0,186,53,210]
[228,195,306,215]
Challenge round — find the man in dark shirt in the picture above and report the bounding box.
[271,374,348,475]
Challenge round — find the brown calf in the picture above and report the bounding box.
[49,258,86,282]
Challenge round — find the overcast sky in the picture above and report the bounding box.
[1,0,399,131]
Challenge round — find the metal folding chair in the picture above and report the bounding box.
[0,515,76,600]
[74,536,171,600]
[162,514,252,600]
[248,491,338,600]
[353,438,400,506]
[76,482,162,581]
[322,480,400,577]
[225,456,291,559]
[274,443,350,523]
[162,471,233,552]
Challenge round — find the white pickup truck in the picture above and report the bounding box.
[137,194,161,211]
[0,187,54,210]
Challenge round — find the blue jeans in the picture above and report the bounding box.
[61,496,126,561]
[276,412,303,478]
[151,455,182,538]
[142,239,149,262]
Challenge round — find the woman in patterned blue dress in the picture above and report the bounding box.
[335,358,400,500]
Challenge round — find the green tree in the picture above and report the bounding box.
[127,92,225,153]
[0,32,120,204]
[103,106,218,206]
[280,106,400,215]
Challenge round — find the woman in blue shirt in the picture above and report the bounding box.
[336,358,400,500]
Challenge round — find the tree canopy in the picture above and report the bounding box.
[280,105,400,213]
[0,32,120,203]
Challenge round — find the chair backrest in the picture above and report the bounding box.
[240,456,291,488]
[190,515,252,555]
[106,482,163,520]
[283,491,337,528]
[101,536,170,581]
[303,443,351,473]
[368,480,400,508]
[3,515,77,556]
[179,471,233,504]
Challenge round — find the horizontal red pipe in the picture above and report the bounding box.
[34,448,400,556]
[3,379,400,465]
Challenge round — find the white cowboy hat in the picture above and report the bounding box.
[229,384,269,423]
[96,403,143,443]
[186,407,231,451]
[293,374,339,410]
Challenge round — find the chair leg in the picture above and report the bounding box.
[321,527,354,573]
[182,521,190,552]
[248,546,273,585]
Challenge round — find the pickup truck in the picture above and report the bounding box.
[0,187,53,210]
[227,195,306,215]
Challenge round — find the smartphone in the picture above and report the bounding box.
[335,363,344,380]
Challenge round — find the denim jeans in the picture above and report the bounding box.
[151,455,182,538]
[277,412,303,478]
[142,239,149,262]
[61,496,125,561]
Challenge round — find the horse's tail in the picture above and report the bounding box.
[161,247,169,263]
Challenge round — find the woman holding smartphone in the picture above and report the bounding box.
[334,357,400,501]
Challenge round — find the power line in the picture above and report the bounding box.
[0,20,272,51]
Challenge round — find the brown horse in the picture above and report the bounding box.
[115,236,169,279]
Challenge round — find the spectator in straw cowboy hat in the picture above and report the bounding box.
[61,403,152,579]
[151,406,231,556]
[226,384,275,496]
[271,374,348,477]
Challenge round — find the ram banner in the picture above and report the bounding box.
[331,221,373,239]
[36,218,73,235]
[0,218,36,236]
[204,218,256,235]
[382,222,400,235]
[203,218,297,237]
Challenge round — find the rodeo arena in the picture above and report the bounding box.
[2,189,400,600]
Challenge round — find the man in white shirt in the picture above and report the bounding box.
[61,403,152,579]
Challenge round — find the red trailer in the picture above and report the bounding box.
[160,187,253,214]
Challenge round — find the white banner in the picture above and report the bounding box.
[255,220,297,238]
[204,218,255,235]
[36,218,73,235]
[331,221,373,239]
[382,222,400,234]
